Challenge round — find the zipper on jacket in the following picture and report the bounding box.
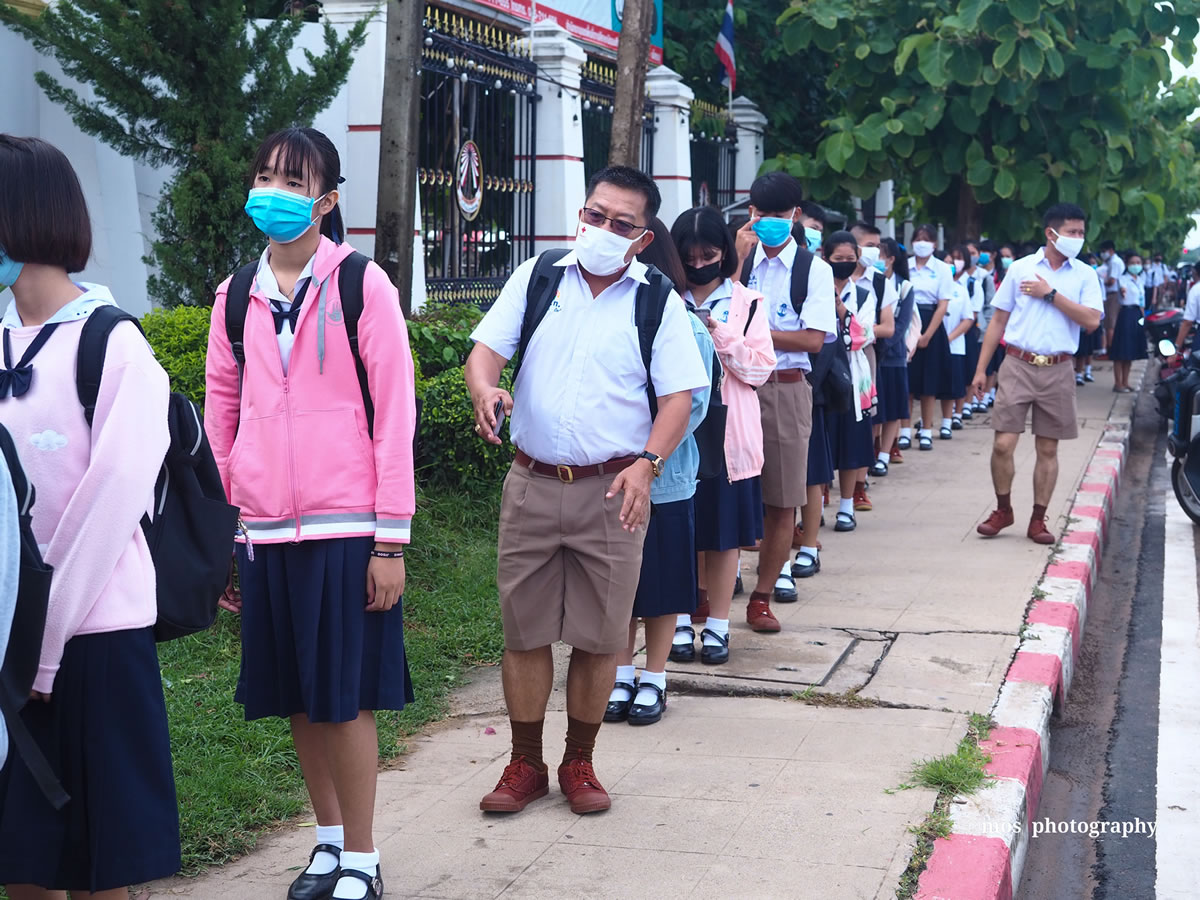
[282,375,302,542]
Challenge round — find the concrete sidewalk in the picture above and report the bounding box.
[148,361,1130,900]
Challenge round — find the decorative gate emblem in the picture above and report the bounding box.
[456,140,483,221]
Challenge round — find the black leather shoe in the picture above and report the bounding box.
[700,629,730,665]
[627,684,666,725]
[834,512,856,532]
[898,436,912,450]
[604,681,637,722]
[288,845,342,900]
[335,866,384,900]
[870,459,888,477]
[792,551,820,578]
[669,626,696,663]
[774,571,798,602]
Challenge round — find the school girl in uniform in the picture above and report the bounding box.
[205,128,417,900]
[0,135,181,896]
[874,238,915,472]
[941,248,976,432]
[607,218,714,725]
[1074,252,1103,384]
[905,225,956,450]
[961,242,993,417]
[662,207,774,666]
[948,245,979,427]
[822,232,876,532]
[1108,252,1147,392]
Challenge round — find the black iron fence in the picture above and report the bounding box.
[581,59,656,184]
[689,98,737,209]
[419,7,536,306]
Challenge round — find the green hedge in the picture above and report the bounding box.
[407,301,483,379]
[142,306,212,407]
[418,365,513,493]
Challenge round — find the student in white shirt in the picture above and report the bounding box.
[973,203,1103,545]
[849,222,895,502]
[943,248,977,433]
[1098,239,1125,351]
[875,239,915,471]
[1073,252,1104,384]
[962,241,994,415]
[1174,268,1200,352]
[905,223,956,450]
[1109,252,1148,390]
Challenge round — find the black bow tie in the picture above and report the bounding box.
[270,278,311,335]
[0,323,59,400]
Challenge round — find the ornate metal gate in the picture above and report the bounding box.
[689,99,737,209]
[581,59,656,184]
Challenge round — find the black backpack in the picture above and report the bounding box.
[873,271,888,326]
[77,307,240,642]
[515,249,673,415]
[0,424,67,809]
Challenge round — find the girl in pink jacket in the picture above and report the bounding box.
[0,136,180,893]
[667,207,776,666]
[205,128,416,900]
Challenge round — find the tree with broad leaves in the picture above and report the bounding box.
[0,1,367,307]
[769,0,1200,247]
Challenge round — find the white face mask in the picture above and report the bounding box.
[1051,229,1085,260]
[574,219,637,276]
[912,240,935,259]
[859,245,881,268]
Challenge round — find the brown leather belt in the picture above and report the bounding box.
[1005,344,1073,367]
[515,450,638,483]
[765,368,807,383]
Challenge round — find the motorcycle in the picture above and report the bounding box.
[1154,338,1200,524]
[1146,307,1184,349]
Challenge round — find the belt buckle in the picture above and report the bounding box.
[556,464,574,484]
[1032,353,1050,367]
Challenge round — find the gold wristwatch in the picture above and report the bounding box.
[637,451,666,477]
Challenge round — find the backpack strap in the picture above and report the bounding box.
[514,249,570,383]
[873,271,887,325]
[739,254,754,288]
[635,264,672,419]
[337,251,374,438]
[0,425,32,517]
[967,277,976,299]
[224,261,258,396]
[77,306,144,428]
[789,247,814,318]
[854,284,871,315]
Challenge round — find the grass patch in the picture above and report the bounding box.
[895,803,954,899]
[161,486,503,874]
[789,686,879,708]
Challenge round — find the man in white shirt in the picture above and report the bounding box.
[1098,239,1124,350]
[466,166,708,817]
[973,203,1103,545]
[734,173,836,627]
[1146,254,1168,309]
[1175,268,1200,352]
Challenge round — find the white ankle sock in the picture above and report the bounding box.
[610,665,636,702]
[920,428,932,439]
[672,615,693,644]
[900,427,912,439]
[1085,365,1093,376]
[941,417,952,430]
[878,451,890,463]
[633,670,666,706]
[333,849,379,899]
[702,617,729,645]
[306,824,344,875]
[799,545,819,560]
[838,498,854,516]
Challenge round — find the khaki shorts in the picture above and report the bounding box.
[992,355,1079,440]
[496,462,646,654]
[1104,292,1121,332]
[758,376,813,508]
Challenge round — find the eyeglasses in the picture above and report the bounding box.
[581,207,647,239]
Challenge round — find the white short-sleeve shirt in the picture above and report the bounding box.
[943,282,972,355]
[745,240,837,372]
[1118,273,1144,307]
[909,256,955,308]
[991,248,1105,355]
[1100,253,1126,293]
[471,252,709,466]
[1184,281,1200,322]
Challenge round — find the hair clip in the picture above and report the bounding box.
[338,176,346,184]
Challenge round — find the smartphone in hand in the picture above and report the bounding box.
[493,398,506,436]
[692,307,711,323]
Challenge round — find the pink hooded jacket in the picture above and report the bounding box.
[705,281,776,481]
[205,237,417,545]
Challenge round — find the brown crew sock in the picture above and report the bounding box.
[563,716,602,764]
[510,719,547,771]
[1032,503,1048,522]
[996,492,1012,511]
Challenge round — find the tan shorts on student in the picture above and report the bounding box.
[992,356,1079,440]
[759,375,814,508]
[1105,292,1121,331]
[496,462,646,654]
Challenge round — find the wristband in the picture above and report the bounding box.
[370,549,405,559]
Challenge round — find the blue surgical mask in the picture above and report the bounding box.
[0,245,23,289]
[1128,264,1143,275]
[752,215,795,248]
[979,251,991,266]
[873,259,887,273]
[804,227,822,253]
[245,187,328,244]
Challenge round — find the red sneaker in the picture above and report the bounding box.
[890,447,904,464]
[480,757,549,812]
[854,485,872,512]
[1027,517,1056,545]
[747,597,781,632]
[557,757,611,814]
[976,507,1015,537]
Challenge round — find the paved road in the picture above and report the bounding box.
[1020,387,1200,899]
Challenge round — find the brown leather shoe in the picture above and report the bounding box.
[1027,517,1056,545]
[691,589,710,624]
[480,757,549,812]
[853,484,872,511]
[746,596,781,632]
[976,507,1015,537]
[558,757,611,814]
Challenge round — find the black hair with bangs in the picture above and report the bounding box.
[670,206,739,280]
[249,127,346,243]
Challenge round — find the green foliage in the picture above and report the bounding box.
[775,0,1200,245]
[141,305,212,406]
[418,365,514,494]
[0,1,368,307]
[408,301,485,378]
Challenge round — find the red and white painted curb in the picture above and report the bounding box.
[914,361,1147,900]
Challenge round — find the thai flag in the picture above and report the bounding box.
[715,0,736,92]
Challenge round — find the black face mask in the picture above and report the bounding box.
[684,260,723,286]
[830,260,858,281]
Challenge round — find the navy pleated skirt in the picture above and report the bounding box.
[986,343,1006,376]
[827,408,876,471]
[633,497,697,618]
[1076,326,1102,358]
[950,354,967,399]
[964,324,982,384]
[235,537,414,723]
[0,628,180,891]
[807,404,835,486]
[908,306,956,398]
[694,463,764,553]
[876,365,910,423]
[1109,306,1148,361]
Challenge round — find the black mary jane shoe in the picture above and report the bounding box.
[335,866,384,900]
[669,625,697,663]
[287,845,342,900]
[700,629,730,665]
[604,681,637,722]
[627,683,666,725]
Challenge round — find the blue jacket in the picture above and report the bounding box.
[652,313,715,505]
